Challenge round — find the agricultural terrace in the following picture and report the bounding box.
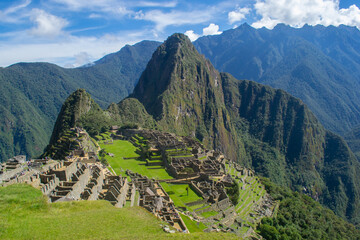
[98,137,206,232]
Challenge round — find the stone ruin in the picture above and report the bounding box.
[127,170,188,233]
[190,177,229,205]
[99,175,129,207]
[0,154,131,208]
[1,127,275,237]
[0,155,28,184]
[119,129,225,179]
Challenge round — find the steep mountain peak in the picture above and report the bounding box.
[47,89,102,146]
[234,22,253,31]
[128,32,237,159]
[164,33,192,46]
[130,32,219,118]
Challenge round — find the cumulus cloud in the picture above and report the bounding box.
[228,7,251,24]
[252,0,360,29]
[73,52,92,67]
[203,23,222,36]
[184,30,200,41]
[29,9,68,37]
[185,23,222,42]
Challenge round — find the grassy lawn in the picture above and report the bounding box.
[161,183,202,209]
[0,184,241,240]
[180,213,207,233]
[200,210,218,218]
[100,140,173,180]
[171,155,194,158]
[199,155,207,160]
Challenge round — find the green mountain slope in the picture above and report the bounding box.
[344,126,360,161]
[130,33,239,160]
[44,90,360,238]
[193,23,360,136]
[259,178,360,239]
[0,41,160,161]
[221,74,360,224]
[114,34,360,226]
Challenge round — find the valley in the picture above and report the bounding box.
[1,23,360,240]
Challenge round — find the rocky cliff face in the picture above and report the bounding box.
[50,33,360,225]
[194,23,360,135]
[46,89,111,148]
[221,73,360,224]
[126,34,360,225]
[130,34,239,160]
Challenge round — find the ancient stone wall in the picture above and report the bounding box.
[66,167,91,200]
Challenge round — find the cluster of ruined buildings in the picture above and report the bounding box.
[1,127,274,236]
[120,128,226,178]
[116,128,273,235]
[0,153,132,207]
[127,170,187,232]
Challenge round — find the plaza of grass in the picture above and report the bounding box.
[0,184,242,240]
[97,133,267,233]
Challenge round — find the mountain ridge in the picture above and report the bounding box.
[194,23,360,135]
[70,33,360,226]
[0,40,160,161]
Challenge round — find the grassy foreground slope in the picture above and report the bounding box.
[0,184,240,240]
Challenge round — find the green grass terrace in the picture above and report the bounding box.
[0,184,241,240]
[99,139,207,233]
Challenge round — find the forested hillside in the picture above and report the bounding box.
[0,41,160,161]
[194,23,360,136]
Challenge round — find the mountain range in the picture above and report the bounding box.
[194,23,360,136]
[45,33,360,227]
[0,40,160,161]
[2,23,360,163]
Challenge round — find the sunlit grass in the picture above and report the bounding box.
[0,184,241,240]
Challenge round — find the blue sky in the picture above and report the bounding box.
[0,0,359,67]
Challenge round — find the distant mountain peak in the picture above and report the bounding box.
[236,22,252,29]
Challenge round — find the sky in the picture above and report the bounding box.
[0,0,360,68]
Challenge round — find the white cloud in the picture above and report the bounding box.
[48,0,134,17]
[73,52,92,67]
[136,1,178,8]
[49,0,177,13]
[89,13,102,19]
[184,30,200,41]
[185,23,222,41]
[228,7,251,24]
[49,0,115,11]
[252,0,360,29]
[0,0,31,23]
[135,9,213,31]
[203,23,222,36]
[29,9,68,38]
[0,30,153,67]
[4,0,31,15]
